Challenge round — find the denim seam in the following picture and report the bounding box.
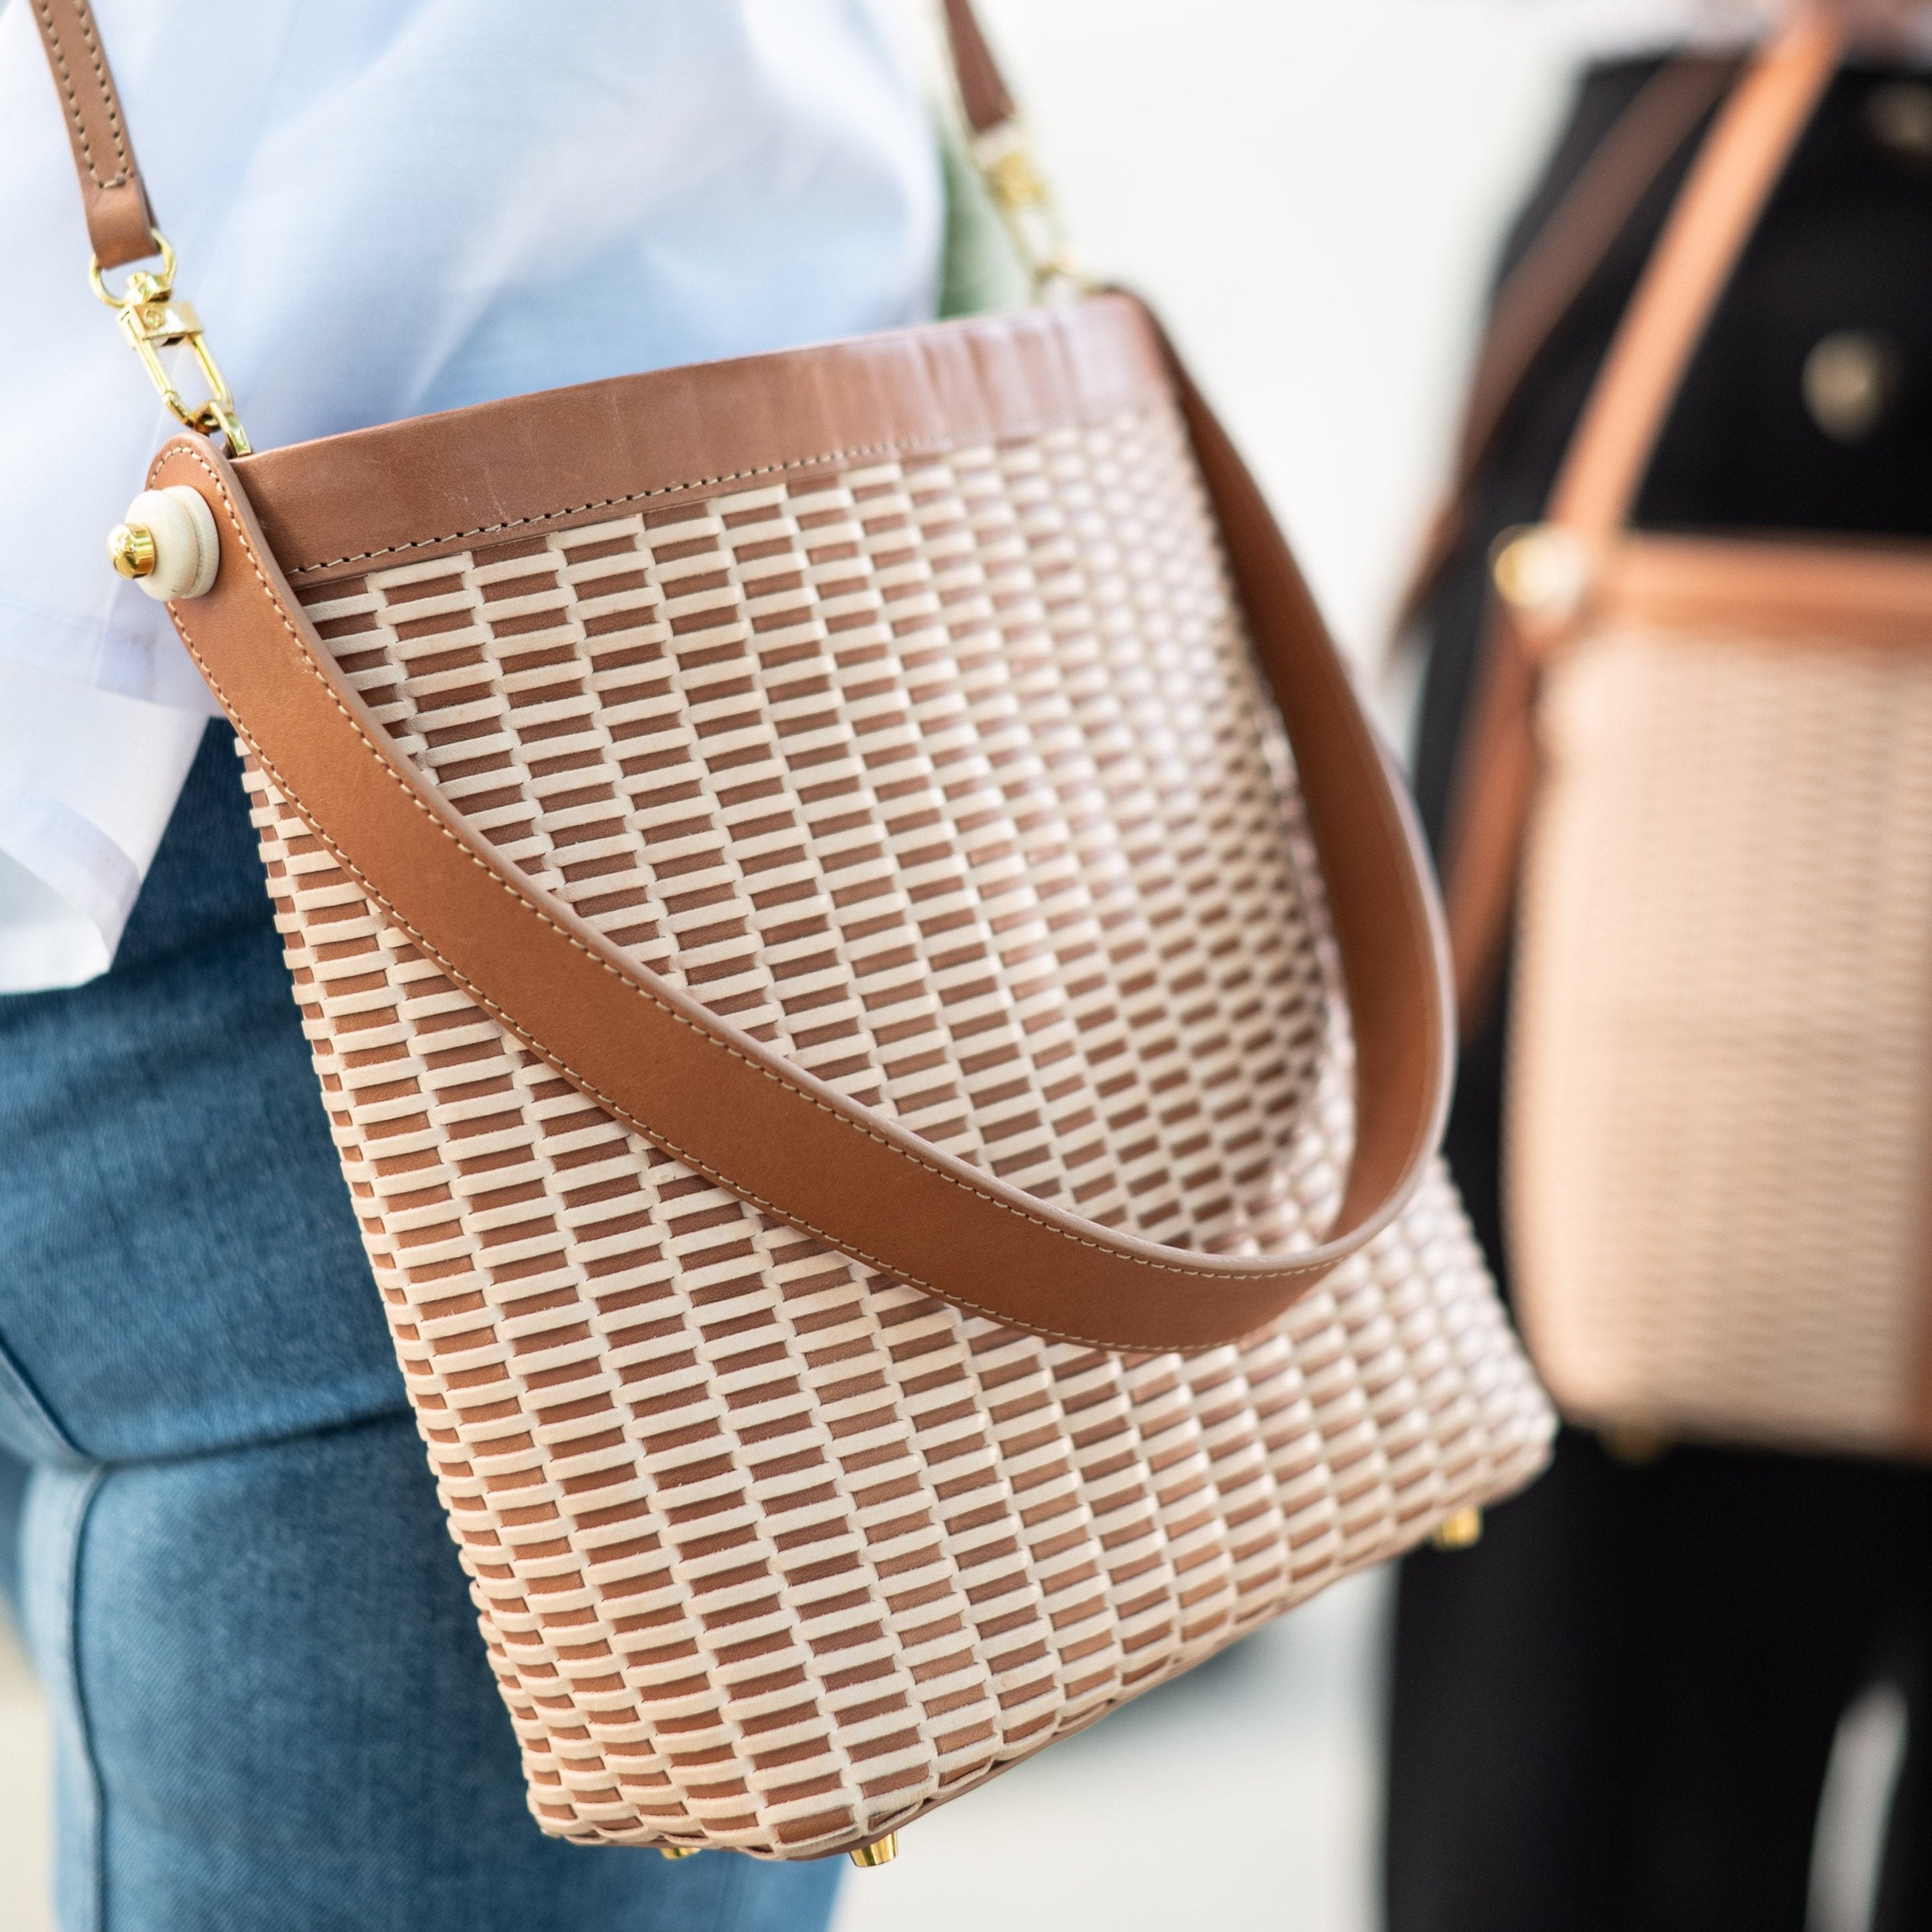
[0,1334,84,1466]
[29,1464,108,1932]
[72,1472,107,1932]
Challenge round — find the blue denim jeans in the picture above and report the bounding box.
[0,725,841,1932]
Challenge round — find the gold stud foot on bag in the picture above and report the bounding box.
[849,1834,899,1869]
[657,1845,699,1861]
[1600,1425,1671,1467]
[1431,1506,1484,1551]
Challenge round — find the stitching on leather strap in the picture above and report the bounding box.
[161,446,1341,1352]
[280,416,1083,579]
[32,0,130,191]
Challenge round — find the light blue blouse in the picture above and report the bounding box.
[0,0,943,989]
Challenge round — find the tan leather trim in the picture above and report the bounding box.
[1549,13,1840,539]
[236,296,1169,591]
[30,0,157,270]
[1442,609,1539,1035]
[148,300,1451,1356]
[1392,56,1735,641]
[942,0,1016,136]
[1593,533,1932,647]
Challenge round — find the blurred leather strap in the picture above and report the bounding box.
[29,0,157,268]
[1442,611,1539,1030]
[1441,10,1842,1033]
[1549,9,1842,539]
[1391,54,1736,642]
[941,0,1018,135]
[142,294,1453,1355]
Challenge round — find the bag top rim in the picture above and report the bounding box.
[235,293,1171,592]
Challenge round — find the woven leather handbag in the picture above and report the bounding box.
[1446,10,1932,1460]
[36,0,1551,1862]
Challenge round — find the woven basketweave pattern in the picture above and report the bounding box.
[1513,625,1932,1455]
[248,399,1550,1856]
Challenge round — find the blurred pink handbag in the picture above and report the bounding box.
[37,0,1550,1862]
[1448,13,1932,1460]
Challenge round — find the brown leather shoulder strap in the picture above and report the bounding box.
[30,0,157,269]
[34,0,1018,272]
[941,0,1018,136]
[144,320,1450,1357]
[1550,11,1840,539]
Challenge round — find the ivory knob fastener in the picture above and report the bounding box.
[107,485,219,601]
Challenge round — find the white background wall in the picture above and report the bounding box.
[969,0,1565,673]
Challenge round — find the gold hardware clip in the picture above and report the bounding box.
[970,120,1088,300]
[90,230,252,456]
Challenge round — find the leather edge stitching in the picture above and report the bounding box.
[32,0,130,193]
[280,407,1144,581]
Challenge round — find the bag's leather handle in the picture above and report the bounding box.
[30,0,157,270]
[142,339,1451,1357]
[1439,9,1841,1033]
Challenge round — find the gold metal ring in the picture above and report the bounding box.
[88,229,177,308]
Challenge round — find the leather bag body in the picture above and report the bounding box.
[35,0,1551,1859]
[1448,13,1932,1460]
